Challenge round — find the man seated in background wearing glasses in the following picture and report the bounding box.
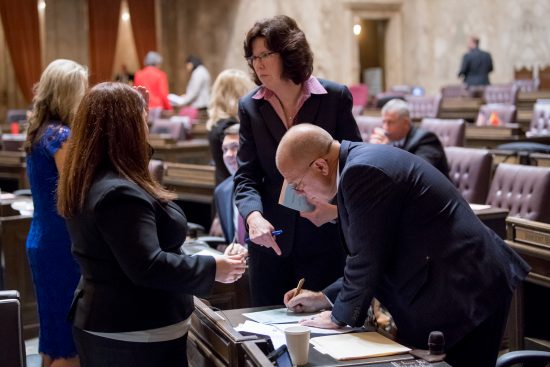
[370,98,449,177]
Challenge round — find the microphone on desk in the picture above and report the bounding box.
[409,331,447,363]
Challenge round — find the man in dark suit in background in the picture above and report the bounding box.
[276,124,530,367]
[214,124,241,244]
[458,36,494,87]
[370,98,449,176]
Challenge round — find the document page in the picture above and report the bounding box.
[310,332,411,360]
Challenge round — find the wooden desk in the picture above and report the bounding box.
[530,153,550,167]
[163,163,215,204]
[0,151,28,190]
[189,298,450,367]
[0,214,38,339]
[151,139,211,165]
[465,135,550,149]
[505,217,550,351]
[473,206,508,239]
[440,98,483,122]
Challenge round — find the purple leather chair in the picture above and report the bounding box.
[483,84,519,105]
[355,116,383,143]
[150,119,187,141]
[445,147,493,204]
[513,79,540,93]
[476,104,517,125]
[148,159,165,184]
[527,102,550,137]
[486,163,550,224]
[405,95,442,119]
[421,118,465,147]
[441,85,469,98]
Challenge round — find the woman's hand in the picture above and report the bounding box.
[214,254,247,283]
[246,211,282,255]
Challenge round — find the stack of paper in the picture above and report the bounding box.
[310,332,411,360]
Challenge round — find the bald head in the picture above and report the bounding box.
[276,123,340,201]
[276,123,334,173]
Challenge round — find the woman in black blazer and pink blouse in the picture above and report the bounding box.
[57,83,246,367]
[234,15,361,306]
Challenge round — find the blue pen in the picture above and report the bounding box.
[245,230,283,244]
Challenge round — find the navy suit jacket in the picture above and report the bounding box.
[214,176,235,244]
[324,141,530,349]
[234,79,361,257]
[458,47,493,86]
[402,126,449,176]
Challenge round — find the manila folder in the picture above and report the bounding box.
[310,331,411,361]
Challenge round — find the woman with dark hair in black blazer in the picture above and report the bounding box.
[57,83,246,367]
[234,15,361,306]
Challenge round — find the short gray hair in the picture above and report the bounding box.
[144,51,162,66]
[381,98,410,118]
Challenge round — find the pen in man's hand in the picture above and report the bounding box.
[293,278,305,299]
[245,229,283,244]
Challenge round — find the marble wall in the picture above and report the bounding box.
[2,0,550,116]
[154,0,550,95]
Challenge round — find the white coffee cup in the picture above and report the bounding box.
[284,325,310,366]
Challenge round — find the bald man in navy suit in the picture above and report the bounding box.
[277,124,530,367]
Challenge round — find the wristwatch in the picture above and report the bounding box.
[331,314,347,327]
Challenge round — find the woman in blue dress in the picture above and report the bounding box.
[24,59,88,367]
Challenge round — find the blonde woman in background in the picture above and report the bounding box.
[24,59,88,367]
[207,69,254,185]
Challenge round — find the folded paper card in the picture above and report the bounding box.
[278,179,314,212]
[310,331,411,360]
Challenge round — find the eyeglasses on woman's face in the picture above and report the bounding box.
[246,51,277,65]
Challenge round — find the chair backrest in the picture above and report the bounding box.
[421,118,466,147]
[150,119,187,141]
[496,350,550,367]
[6,109,27,124]
[348,84,369,107]
[148,159,165,184]
[486,163,550,223]
[445,147,493,204]
[405,95,442,119]
[440,84,468,98]
[529,102,550,136]
[483,84,519,104]
[355,115,383,143]
[0,290,26,367]
[476,104,517,125]
[513,78,540,93]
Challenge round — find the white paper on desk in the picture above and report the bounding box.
[469,203,492,211]
[243,307,317,324]
[278,179,314,212]
[235,321,286,349]
[310,332,411,361]
[274,323,356,335]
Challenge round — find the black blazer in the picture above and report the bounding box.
[214,175,235,244]
[325,141,530,349]
[458,47,493,86]
[234,79,361,256]
[401,126,449,176]
[67,171,216,332]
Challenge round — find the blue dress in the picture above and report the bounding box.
[26,123,80,358]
